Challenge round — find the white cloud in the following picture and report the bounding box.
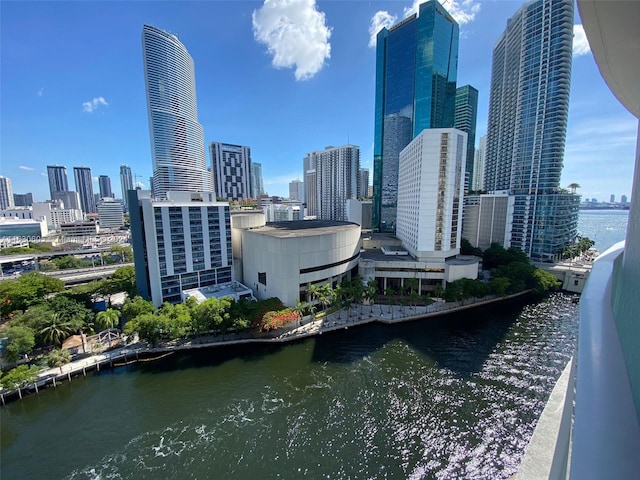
[82,96,108,113]
[404,0,481,25]
[19,165,35,171]
[573,24,590,57]
[252,0,332,81]
[368,11,397,48]
[369,0,480,48]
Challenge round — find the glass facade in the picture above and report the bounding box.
[73,166,96,214]
[485,0,578,259]
[373,1,459,232]
[142,25,213,198]
[454,85,479,188]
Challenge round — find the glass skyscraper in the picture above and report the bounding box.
[120,164,134,211]
[74,166,96,214]
[142,25,213,199]
[454,85,479,189]
[47,165,69,200]
[98,175,113,199]
[373,0,459,232]
[485,0,578,260]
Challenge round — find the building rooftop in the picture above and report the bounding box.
[251,220,359,238]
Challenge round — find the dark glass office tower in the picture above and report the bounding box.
[373,0,459,232]
[454,85,478,189]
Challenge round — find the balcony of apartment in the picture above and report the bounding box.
[517,241,640,479]
[517,2,640,477]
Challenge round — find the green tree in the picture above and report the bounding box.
[122,296,155,323]
[110,244,133,263]
[0,272,64,317]
[318,283,333,312]
[109,265,137,297]
[40,312,75,346]
[96,309,121,330]
[2,325,36,363]
[47,295,92,332]
[461,238,483,256]
[46,348,72,373]
[158,302,192,339]
[123,313,168,346]
[192,297,232,334]
[0,365,38,390]
[533,269,561,293]
[365,278,378,314]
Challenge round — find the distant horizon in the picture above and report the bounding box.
[2,1,637,203]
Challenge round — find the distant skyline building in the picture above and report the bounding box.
[142,24,213,198]
[52,190,81,210]
[289,179,304,201]
[472,135,486,191]
[128,190,233,306]
[303,154,316,207]
[359,168,369,198]
[610,194,615,203]
[396,129,466,260]
[210,142,253,201]
[0,176,14,210]
[120,164,134,210]
[98,175,113,199]
[97,198,125,229]
[454,85,479,189]
[309,145,360,222]
[373,0,459,232]
[484,0,578,260]
[47,165,68,199]
[13,192,33,207]
[251,162,264,198]
[73,166,96,214]
[621,194,628,204]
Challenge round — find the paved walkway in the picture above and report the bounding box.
[2,291,532,400]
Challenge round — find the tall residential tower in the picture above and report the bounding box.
[47,165,69,199]
[373,0,459,232]
[485,0,578,260]
[120,164,134,211]
[73,166,96,214]
[142,25,213,198]
[210,142,253,201]
[454,85,479,189]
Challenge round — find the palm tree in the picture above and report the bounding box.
[40,313,74,347]
[567,183,581,194]
[96,309,121,330]
[365,279,378,315]
[46,348,72,373]
[96,308,121,347]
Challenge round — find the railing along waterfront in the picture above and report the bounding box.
[518,242,640,479]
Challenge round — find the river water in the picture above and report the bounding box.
[0,210,628,480]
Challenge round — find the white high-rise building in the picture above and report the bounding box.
[308,145,360,221]
[396,129,466,261]
[210,142,253,201]
[97,198,125,230]
[129,190,233,306]
[472,135,486,191]
[142,25,213,198]
[0,176,14,210]
[485,0,578,260]
[32,201,83,230]
[289,179,304,201]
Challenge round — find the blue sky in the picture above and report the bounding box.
[1,0,637,202]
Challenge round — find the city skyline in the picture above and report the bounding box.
[1,1,636,203]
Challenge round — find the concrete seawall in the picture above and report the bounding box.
[1,290,536,405]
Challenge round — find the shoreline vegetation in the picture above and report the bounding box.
[0,289,538,405]
[1,241,587,405]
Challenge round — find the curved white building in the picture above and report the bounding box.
[142,25,213,198]
[241,221,361,306]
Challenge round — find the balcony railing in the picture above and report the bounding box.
[518,241,640,479]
